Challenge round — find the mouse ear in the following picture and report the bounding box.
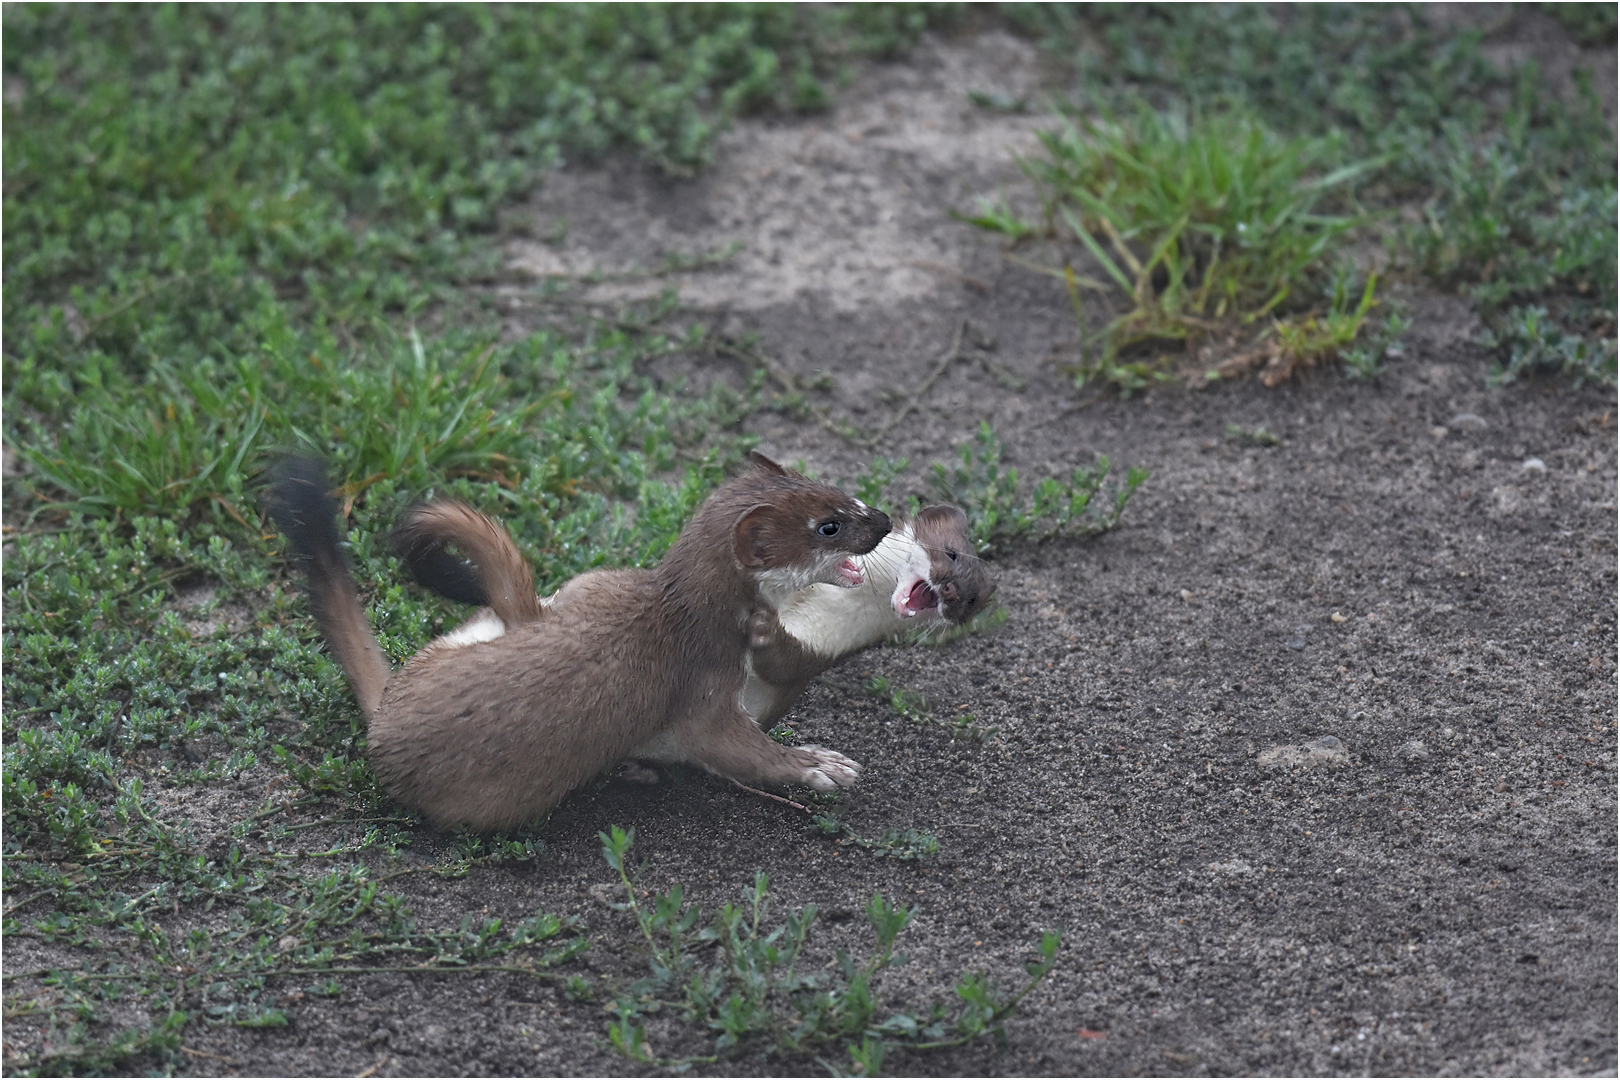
[915,504,969,533]
[732,504,778,568]
[747,450,788,476]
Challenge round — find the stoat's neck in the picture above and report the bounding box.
[773,523,924,659]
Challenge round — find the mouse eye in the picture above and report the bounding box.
[817,520,841,537]
[945,547,959,562]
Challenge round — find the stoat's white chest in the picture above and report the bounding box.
[774,524,929,659]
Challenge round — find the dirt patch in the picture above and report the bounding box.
[505,28,1047,317]
[10,24,1614,1078]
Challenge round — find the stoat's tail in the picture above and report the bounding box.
[392,500,545,629]
[266,457,391,718]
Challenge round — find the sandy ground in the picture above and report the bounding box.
[8,18,1615,1078]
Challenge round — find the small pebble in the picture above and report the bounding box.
[1258,736,1350,769]
[1331,611,1346,623]
[1397,739,1430,762]
[1431,426,1449,438]
[1449,413,1488,431]
[1521,457,1546,473]
[1208,859,1255,875]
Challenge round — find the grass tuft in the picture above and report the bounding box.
[926,422,1147,552]
[978,107,1376,387]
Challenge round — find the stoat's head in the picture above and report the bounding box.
[730,452,891,607]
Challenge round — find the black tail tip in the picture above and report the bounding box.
[265,455,344,562]
[392,506,491,608]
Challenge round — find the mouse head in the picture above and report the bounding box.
[891,505,997,624]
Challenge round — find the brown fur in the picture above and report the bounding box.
[393,501,545,629]
[266,457,392,715]
[271,453,889,831]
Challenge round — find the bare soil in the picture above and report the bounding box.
[12,19,1616,1078]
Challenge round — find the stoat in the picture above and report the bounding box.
[268,452,891,831]
[398,499,996,746]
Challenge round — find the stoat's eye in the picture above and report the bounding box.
[817,520,841,537]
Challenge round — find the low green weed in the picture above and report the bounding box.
[1223,423,1282,449]
[3,818,589,1074]
[1342,308,1414,382]
[811,812,942,861]
[928,422,1147,553]
[1218,266,1406,386]
[1481,304,1619,389]
[598,826,1061,1071]
[1270,272,1379,372]
[865,675,998,743]
[1540,3,1619,46]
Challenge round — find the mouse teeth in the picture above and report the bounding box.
[836,557,865,587]
[893,577,941,617]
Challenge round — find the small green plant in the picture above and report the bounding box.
[1266,270,1380,381]
[1481,305,1619,389]
[1540,2,1619,46]
[930,422,1147,553]
[596,826,1061,1071]
[1223,423,1282,448]
[865,675,998,742]
[1342,309,1414,382]
[997,3,1615,389]
[811,812,941,861]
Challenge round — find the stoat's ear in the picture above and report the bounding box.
[732,504,777,568]
[747,450,788,476]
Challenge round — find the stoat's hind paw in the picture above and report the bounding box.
[796,745,862,790]
[619,762,663,785]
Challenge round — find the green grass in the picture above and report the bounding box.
[4,3,958,431]
[963,106,1376,387]
[988,2,1616,388]
[598,827,1060,1072]
[927,421,1148,551]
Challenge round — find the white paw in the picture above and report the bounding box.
[797,745,862,790]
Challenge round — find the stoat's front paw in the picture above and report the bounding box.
[796,745,862,790]
[748,607,785,649]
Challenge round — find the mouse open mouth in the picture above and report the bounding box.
[893,576,941,617]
